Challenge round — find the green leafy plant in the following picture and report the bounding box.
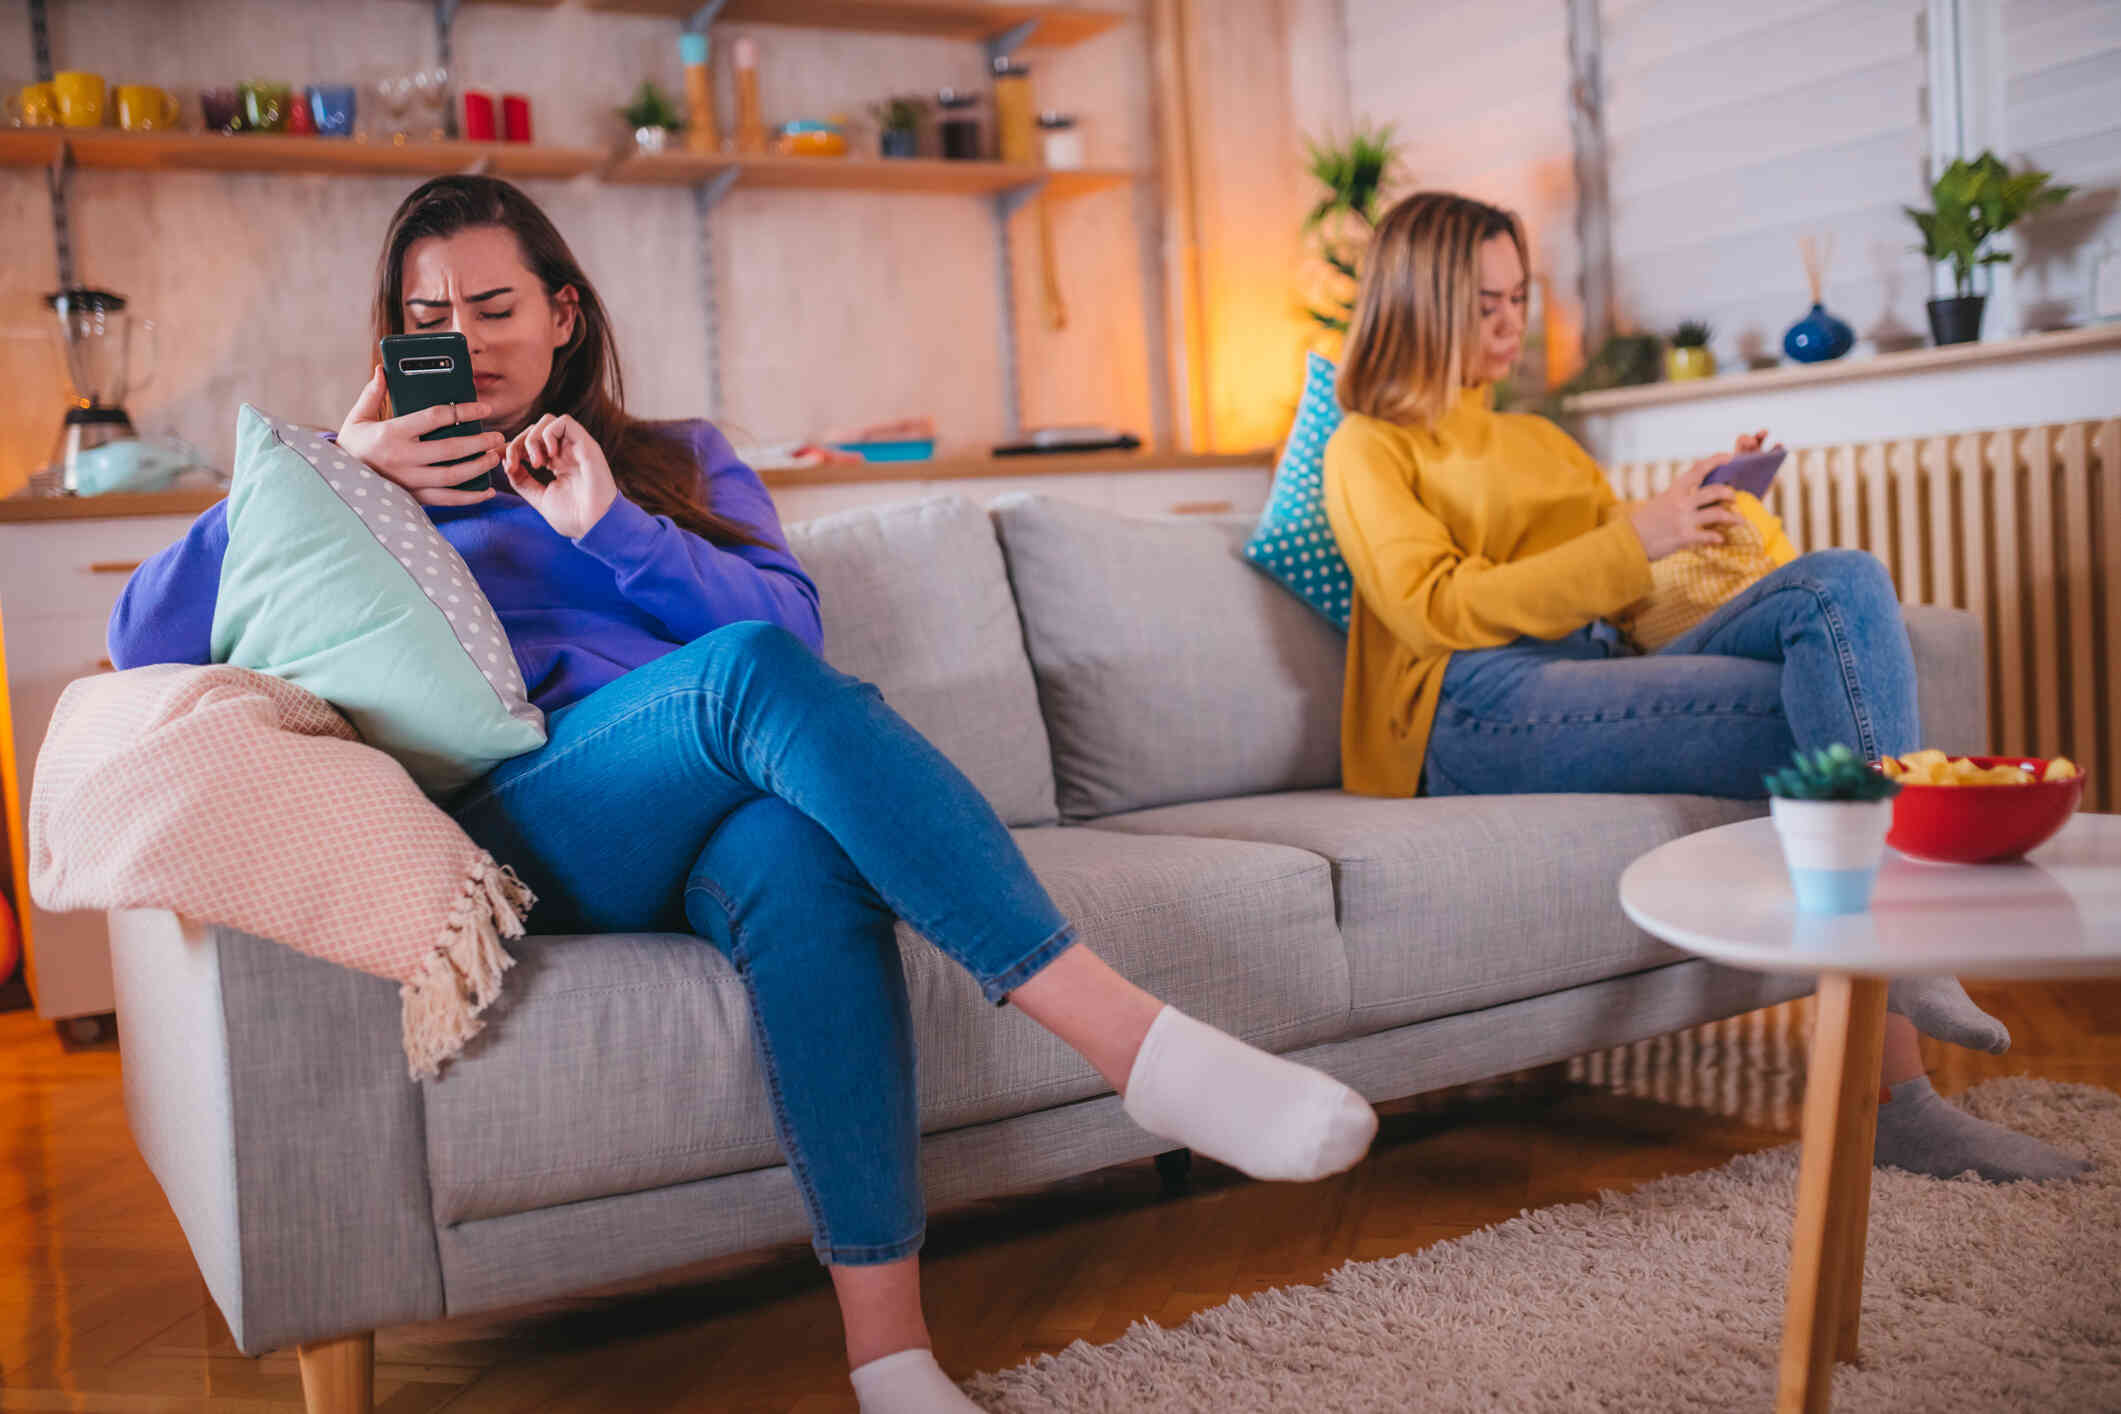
[1669,320,1712,349]
[1905,152,2074,298]
[619,80,685,132]
[1495,331,1661,418]
[870,95,923,133]
[1764,744,1901,802]
[1301,122,1402,335]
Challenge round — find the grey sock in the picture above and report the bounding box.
[1885,977,2010,1053]
[1872,1076,2094,1182]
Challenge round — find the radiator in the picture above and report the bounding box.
[1610,420,2119,813]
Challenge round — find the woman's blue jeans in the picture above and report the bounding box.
[1423,549,1920,797]
[448,621,1077,1266]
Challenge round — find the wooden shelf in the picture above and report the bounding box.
[1564,323,2121,414]
[583,0,1124,47]
[603,150,1132,198]
[0,489,228,523]
[1,129,602,180]
[760,448,1270,487]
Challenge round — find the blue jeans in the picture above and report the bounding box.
[1423,549,1920,797]
[448,621,1077,1265]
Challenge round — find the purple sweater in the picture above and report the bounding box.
[108,420,822,713]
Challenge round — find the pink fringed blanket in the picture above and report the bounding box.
[28,664,534,1079]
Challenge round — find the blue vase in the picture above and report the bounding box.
[1782,302,1853,363]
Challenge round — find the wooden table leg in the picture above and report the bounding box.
[1777,973,1888,1414]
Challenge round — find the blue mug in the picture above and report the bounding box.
[309,83,356,137]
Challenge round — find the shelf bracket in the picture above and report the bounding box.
[434,0,463,71]
[992,182,1048,440]
[29,0,73,289]
[685,0,728,33]
[461,155,494,176]
[696,165,741,212]
[985,19,1040,64]
[996,178,1046,220]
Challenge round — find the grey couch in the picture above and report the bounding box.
[109,493,1985,1405]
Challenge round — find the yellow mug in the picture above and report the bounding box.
[115,84,180,132]
[12,81,57,127]
[52,70,107,128]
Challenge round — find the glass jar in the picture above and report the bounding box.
[937,87,981,161]
[990,57,1033,164]
[1037,111,1081,169]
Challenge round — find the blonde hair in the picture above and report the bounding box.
[1336,191,1529,427]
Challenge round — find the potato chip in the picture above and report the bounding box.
[1903,749,1950,770]
[2044,757,2079,782]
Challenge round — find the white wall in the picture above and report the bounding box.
[2000,0,2121,331]
[0,0,1161,494]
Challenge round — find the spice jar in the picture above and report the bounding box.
[1037,111,1081,169]
[991,57,1033,163]
[937,87,981,161]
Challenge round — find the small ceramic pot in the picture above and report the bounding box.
[880,128,918,158]
[1770,797,1892,915]
[634,125,671,153]
[1782,303,1853,363]
[1926,295,1986,346]
[1664,345,1716,381]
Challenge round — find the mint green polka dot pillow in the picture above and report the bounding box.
[1243,352,1352,630]
[210,404,545,798]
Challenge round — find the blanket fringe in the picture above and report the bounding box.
[399,856,536,1080]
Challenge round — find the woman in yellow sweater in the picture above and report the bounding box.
[1321,191,2092,1186]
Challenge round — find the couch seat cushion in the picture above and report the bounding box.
[1090,790,1761,1036]
[422,826,1349,1225]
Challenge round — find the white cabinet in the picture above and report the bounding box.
[0,513,199,1022]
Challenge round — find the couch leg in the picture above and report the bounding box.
[1155,1147,1192,1195]
[297,1332,374,1414]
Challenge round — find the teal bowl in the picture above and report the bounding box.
[832,439,935,463]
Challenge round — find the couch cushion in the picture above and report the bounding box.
[788,495,1056,826]
[991,494,1345,821]
[1243,351,1355,629]
[1089,790,1762,1036]
[421,826,1349,1225]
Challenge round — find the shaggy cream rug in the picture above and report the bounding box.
[965,1078,2120,1413]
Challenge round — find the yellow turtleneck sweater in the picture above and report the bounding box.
[1321,386,1655,797]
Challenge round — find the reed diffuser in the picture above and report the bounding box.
[1781,233,1853,363]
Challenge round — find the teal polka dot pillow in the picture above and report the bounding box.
[1244,352,1353,630]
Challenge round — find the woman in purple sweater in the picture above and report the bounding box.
[109,176,1379,1412]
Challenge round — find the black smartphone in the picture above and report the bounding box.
[379,331,491,492]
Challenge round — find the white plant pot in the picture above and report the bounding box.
[634,126,671,153]
[1770,796,1893,914]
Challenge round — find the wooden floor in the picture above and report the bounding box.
[5,980,2117,1413]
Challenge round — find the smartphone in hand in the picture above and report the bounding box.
[379,331,491,492]
[1702,446,1786,498]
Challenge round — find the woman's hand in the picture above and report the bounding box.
[500,413,620,540]
[336,366,503,507]
[1625,456,1743,560]
[1734,427,1771,456]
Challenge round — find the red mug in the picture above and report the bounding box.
[501,92,532,143]
[461,88,496,141]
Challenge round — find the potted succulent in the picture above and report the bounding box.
[1905,152,2073,346]
[872,95,923,159]
[1766,745,1901,915]
[620,80,685,153]
[1664,321,1715,381]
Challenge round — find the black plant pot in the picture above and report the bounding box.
[1926,295,1986,346]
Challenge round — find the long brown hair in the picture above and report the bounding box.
[1337,191,1528,428]
[372,174,769,549]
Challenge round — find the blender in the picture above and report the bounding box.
[40,287,153,496]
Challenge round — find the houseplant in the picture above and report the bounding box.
[1905,151,2074,345]
[620,80,685,153]
[1301,122,1401,345]
[871,95,922,158]
[1765,744,1901,915]
[1664,321,1715,381]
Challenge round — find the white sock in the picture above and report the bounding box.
[1121,1005,1378,1182]
[849,1347,983,1413]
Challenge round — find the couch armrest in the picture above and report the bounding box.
[110,911,445,1355]
[1902,604,1985,757]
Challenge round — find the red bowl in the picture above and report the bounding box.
[1885,756,2085,863]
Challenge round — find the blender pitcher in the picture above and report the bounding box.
[45,287,156,496]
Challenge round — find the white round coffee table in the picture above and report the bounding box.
[1620,813,2121,1414]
